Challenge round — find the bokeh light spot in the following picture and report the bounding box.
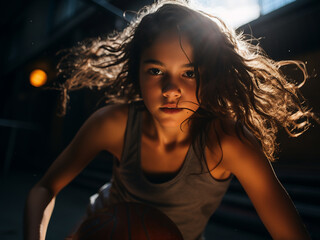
[30,69,47,87]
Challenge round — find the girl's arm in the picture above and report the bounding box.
[23,104,128,240]
[24,186,55,240]
[214,121,310,240]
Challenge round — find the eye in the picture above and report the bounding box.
[183,70,196,79]
[148,68,163,76]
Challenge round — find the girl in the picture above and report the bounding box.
[24,0,317,239]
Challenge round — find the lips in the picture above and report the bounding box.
[160,104,182,114]
[160,108,182,114]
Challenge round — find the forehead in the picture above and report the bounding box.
[140,30,194,64]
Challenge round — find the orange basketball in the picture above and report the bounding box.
[72,202,183,240]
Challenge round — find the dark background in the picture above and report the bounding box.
[1,0,319,239]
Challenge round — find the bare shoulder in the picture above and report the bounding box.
[91,103,129,124]
[212,118,260,147]
[206,118,265,177]
[35,104,129,194]
[88,103,129,157]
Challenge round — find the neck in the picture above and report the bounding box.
[142,111,191,147]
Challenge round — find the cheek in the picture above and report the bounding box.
[139,78,162,104]
[183,82,200,110]
[184,82,198,98]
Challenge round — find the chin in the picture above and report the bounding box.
[162,121,183,128]
[157,116,190,128]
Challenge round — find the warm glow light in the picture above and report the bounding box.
[191,0,260,28]
[30,69,47,87]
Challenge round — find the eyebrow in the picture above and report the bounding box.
[142,59,194,68]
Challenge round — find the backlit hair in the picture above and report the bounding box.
[57,0,318,162]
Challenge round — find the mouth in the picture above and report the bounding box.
[160,105,183,114]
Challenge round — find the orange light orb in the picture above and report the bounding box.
[30,69,47,87]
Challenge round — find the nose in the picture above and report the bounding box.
[162,82,181,99]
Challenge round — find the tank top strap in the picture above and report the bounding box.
[120,101,144,167]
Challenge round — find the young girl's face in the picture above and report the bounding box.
[139,30,199,128]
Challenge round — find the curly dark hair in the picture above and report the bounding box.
[57,0,318,162]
